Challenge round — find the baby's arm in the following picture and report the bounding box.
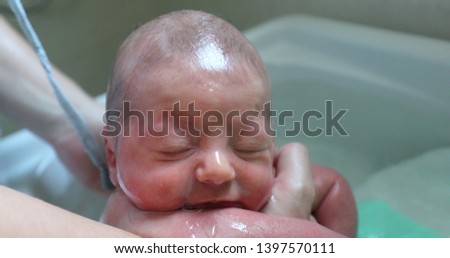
[311,165,357,237]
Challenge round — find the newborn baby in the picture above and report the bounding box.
[101,10,356,237]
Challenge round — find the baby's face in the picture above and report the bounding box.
[106,63,274,212]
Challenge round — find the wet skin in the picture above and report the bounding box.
[102,29,357,237]
[101,164,354,237]
[105,59,275,213]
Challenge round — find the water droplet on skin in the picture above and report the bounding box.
[116,168,144,205]
[231,221,249,234]
[270,195,277,203]
[210,225,216,237]
[184,212,219,238]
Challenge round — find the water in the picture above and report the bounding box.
[271,79,450,236]
[271,78,450,188]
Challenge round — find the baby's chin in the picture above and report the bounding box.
[101,190,271,237]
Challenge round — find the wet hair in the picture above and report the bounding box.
[106,10,269,113]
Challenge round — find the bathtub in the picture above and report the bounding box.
[250,15,450,237]
[1,15,449,237]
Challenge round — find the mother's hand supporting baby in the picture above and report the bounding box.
[262,142,315,220]
[262,142,357,237]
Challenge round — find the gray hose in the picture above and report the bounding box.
[7,0,113,190]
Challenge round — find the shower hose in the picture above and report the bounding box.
[7,0,114,190]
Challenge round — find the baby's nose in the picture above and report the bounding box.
[195,150,235,185]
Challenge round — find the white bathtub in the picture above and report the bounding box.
[249,15,450,236]
[1,15,449,237]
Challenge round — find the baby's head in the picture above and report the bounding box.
[104,10,274,212]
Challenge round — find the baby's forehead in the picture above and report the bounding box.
[129,61,270,110]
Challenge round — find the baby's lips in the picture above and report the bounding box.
[181,201,245,211]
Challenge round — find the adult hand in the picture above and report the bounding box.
[262,142,315,220]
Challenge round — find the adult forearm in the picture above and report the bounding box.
[0,185,135,237]
[0,17,106,190]
[0,16,103,144]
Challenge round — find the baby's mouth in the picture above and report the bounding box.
[181,202,244,211]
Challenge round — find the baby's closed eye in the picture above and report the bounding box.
[232,141,270,159]
[155,143,195,161]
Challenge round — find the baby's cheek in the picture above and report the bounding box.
[117,166,188,211]
[257,172,275,209]
[240,164,275,210]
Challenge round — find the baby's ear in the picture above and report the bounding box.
[104,135,119,187]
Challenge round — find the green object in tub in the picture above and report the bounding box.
[357,200,442,238]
